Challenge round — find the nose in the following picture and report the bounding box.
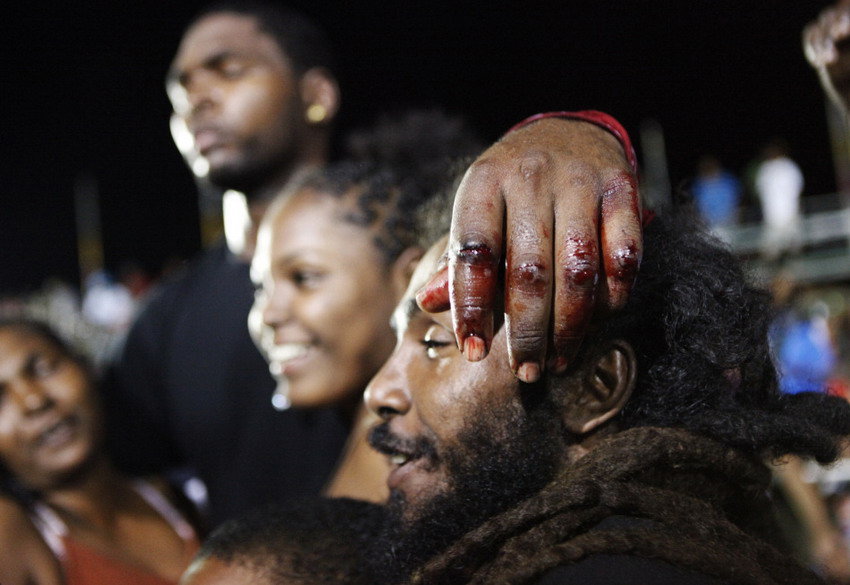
[9,378,51,414]
[187,80,215,115]
[261,282,297,332]
[364,352,412,421]
[173,71,219,119]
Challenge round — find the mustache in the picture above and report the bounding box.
[368,422,438,462]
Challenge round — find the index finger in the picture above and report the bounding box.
[448,158,505,361]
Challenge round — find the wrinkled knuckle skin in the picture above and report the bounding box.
[508,329,548,355]
[518,150,553,181]
[465,156,502,186]
[561,159,600,190]
[602,172,638,202]
[552,330,583,347]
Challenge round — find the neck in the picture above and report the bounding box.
[244,132,329,203]
[41,454,131,532]
[224,161,322,260]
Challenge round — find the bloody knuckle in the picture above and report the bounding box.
[509,259,550,294]
[610,243,641,281]
[562,257,598,289]
[455,241,498,267]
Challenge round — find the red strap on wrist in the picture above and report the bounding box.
[509,111,638,174]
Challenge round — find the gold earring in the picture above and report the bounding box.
[306,104,327,123]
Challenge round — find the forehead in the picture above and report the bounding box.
[0,327,50,355]
[172,12,289,72]
[393,235,451,333]
[255,189,386,274]
[0,328,54,372]
[271,189,362,247]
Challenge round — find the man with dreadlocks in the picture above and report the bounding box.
[365,206,850,585]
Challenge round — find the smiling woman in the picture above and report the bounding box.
[0,319,201,585]
[248,109,483,501]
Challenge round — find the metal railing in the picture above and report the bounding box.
[722,193,850,284]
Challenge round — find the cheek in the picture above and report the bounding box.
[419,360,518,440]
[316,273,390,342]
[58,370,91,405]
[228,77,295,137]
[0,417,27,477]
[0,402,21,446]
[0,425,16,465]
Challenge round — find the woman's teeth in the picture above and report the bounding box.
[390,453,410,466]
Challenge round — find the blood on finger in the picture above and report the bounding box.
[562,236,599,289]
[452,242,499,355]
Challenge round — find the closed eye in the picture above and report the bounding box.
[292,270,324,288]
[422,338,451,359]
[421,325,455,359]
[30,353,59,379]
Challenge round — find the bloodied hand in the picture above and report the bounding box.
[416,115,642,383]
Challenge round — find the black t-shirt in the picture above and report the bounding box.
[537,554,729,585]
[103,242,350,527]
[535,516,730,585]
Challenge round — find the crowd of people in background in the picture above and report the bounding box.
[4,1,850,584]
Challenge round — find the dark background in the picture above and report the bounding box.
[1,1,837,293]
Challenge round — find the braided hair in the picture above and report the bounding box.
[296,109,482,264]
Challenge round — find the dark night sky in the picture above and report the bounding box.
[1,1,837,293]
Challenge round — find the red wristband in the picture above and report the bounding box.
[508,111,638,174]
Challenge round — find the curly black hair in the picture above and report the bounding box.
[297,109,482,263]
[592,208,850,464]
[194,497,384,584]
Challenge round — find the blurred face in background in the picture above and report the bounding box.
[167,12,304,192]
[250,189,402,409]
[0,326,101,491]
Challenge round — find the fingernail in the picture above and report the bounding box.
[414,285,429,306]
[517,361,541,383]
[463,336,486,362]
[552,357,569,375]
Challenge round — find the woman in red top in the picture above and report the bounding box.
[0,318,199,585]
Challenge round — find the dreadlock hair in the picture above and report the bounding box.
[410,207,845,585]
[191,497,384,585]
[295,109,482,264]
[0,318,94,502]
[416,428,826,585]
[188,1,335,77]
[584,207,850,464]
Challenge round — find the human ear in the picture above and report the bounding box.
[561,340,636,435]
[300,68,340,125]
[390,247,425,302]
